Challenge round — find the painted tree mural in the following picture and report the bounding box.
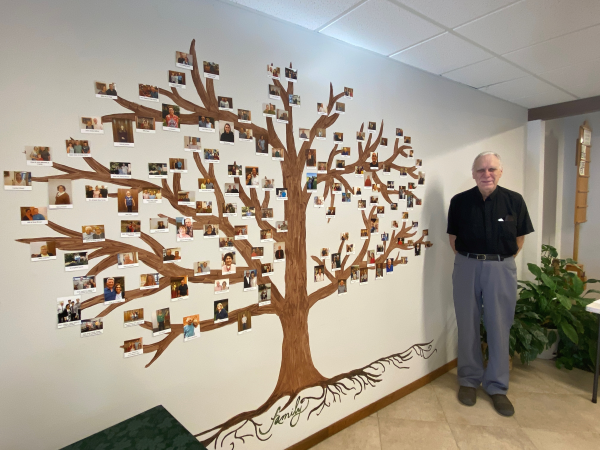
[17,40,434,448]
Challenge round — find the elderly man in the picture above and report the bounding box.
[104,277,116,302]
[447,152,533,416]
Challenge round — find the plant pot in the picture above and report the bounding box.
[537,329,559,360]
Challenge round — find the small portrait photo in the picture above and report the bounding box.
[198,115,216,131]
[214,300,229,323]
[314,196,324,208]
[276,109,289,123]
[215,279,230,295]
[376,263,384,280]
[251,246,264,259]
[109,162,132,179]
[169,158,187,173]
[317,161,327,174]
[341,147,351,157]
[80,318,103,338]
[335,102,345,114]
[387,180,395,190]
[219,120,235,144]
[224,182,240,196]
[306,148,317,167]
[276,188,287,200]
[198,178,216,192]
[82,225,105,243]
[415,242,422,256]
[124,308,144,326]
[274,243,286,262]
[176,51,194,69]
[238,126,253,141]
[390,203,398,211]
[223,202,237,217]
[138,84,159,102]
[263,102,276,117]
[168,70,186,88]
[112,118,134,146]
[356,131,365,141]
[268,84,281,99]
[314,265,325,282]
[25,146,52,165]
[150,218,169,234]
[148,163,168,178]
[299,128,310,141]
[368,121,376,132]
[4,171,31,191]
[245,166,260,187]
[354,165,365,176]
[64,251,88,271]
[272,147,284,161]
[306,173,318,192]
[359,267,369,284]
[140,273,159,290]
[396,128,403,137]
[331,252,341,271]
[238,109,252,123]
[218,96,233,111]
[184,136,201,151]
[408,182,417,190]
[261,207,274,220]
[340,231,350,241]
[221,252,236,275]
[315,128,326,140]
[332,182,342,193]
[235,225,249,239]
[398,236,405,245]
[289,94,301,107]
[204,223,219,238]
[194,261,211,275]
[267,63,280,79]
[412,220,419,230]
[367,250,376,266]
[242,206,256,218]
[321,247,330,258]
[338,279,348,295]
[346,243,355,254]
[183,314,200,342]
[402,212,409,219]
[228,164,243,177]
[344,87,354,99]
[370,152,379,168]
[176,216,194,241]
[333,132,343,143]
[162,247,182,263]
[256,135,269,155]
[65,139,91,157]
[380,137,388,147]
[142,188,161,204]
[317,102,327,115]
[370,217,380,233]
[152,308,171,336]
[276,220,288,232]
[353,186,362,196]
[399,256,408,265]
[416,159,423,167]
[423,229,429,237]
[386,258,394,273]
[350,265,360,283]
[203,61,220,79]
[326,206,336,216]
[391,220,399,229]
[196,200,213,215]
[81,116,104,134]
[30,241,56,261]
[177,190,194,206]
[261,262,273,275]
[117,252,139,269]
[360,228,368,238]
[73,275,97,295]
[364,174,373,189]
[357,199,366,210]
[259,283,271,305]
[376,243,384,254]
[95,81,117,98]
[404,136,412,144]
[123,338,143,358]
[103,276,125,304]
[238,310,252,335]
[117,189,139,215]
[162,104,181,131]
[407,195,414,209]
[135,116,156,133]
[370,195,378,205]
[373,183,381,192]
[377,206,385,215]
[260,229,274,242]
[335,159,346,170]
[399,167,408,177]
[284,66,298,82]
[418,171,426,185]
[170,276,189,301]
[243,269,258,291]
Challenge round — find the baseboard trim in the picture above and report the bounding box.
[285,358,458,450]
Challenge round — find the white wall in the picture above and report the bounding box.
[0,0,528,449]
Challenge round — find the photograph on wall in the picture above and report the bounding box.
[81,318,103,338]
[331,253,341,272]
[234,225,248,240]
[203,148,220,162]
[224,182,239,197]
[262,103,276,117]
[25,146,52,166]
[168,70,186,88]
[142,188,161,204]
[95,81,117,99]
[375,263,384,280]
[276,188,287,200]
[335,102,345,114]
[29,241,56,262]
[81,225,105,243]
[337,279,347,295]
[350,265,360,283]
[117,189,138,216]
[221,252,236,275]
[117,252,138,269]
[306,148,316,168]
[170,276,189,301]
[194,261,211,276]
[109,162,132,179]
[124,308,144,327]
[268,84,281,100]
[238,126,253,141]
[342,192,352,203]
[255,135,268,155]
[314,196,324,208]
[57,296,82,328]
[218,96,233,111]
[276,109,288,123]
[321,247,330,258]
[333,132,343,143]
[380,137,388,147]
[183,314,200,342]
[326,206,336,217]
[315,128,326,140]
[85,184,108,201]
[262,177,275,190]
[284,66,297,82]
[356,131,365,141]
[298,128,310,141]
[238,310,252,335]
[367,250,376,267]
[175,51,193,69]
[176,217,194,241]
[81,116,104,134]
[404,136,412,144]
[65,139,91,157]
[357,200,366,210]
[242,206,255,219]
[317,103,327,115]
[139,84,159,102]
[273,243,286,262]
[242,166,259,188]
[346,243,355,254]
[64,252,88,272]
[196,200,213,216]
[385,258,394,273]
[214,300,229,323]
[267,64,280,79]
[261,262,273,276]
[112,118,134,147]
[260,229,274,242]
[135,116,156,133]
[332,182,342,194]
[418,171,426,186]
[162,248,181,263]
[140,273,159,290]
[4,171,31,191]
[289,94,300,107]
[316,162,327,174]
[150,218,168,234]
[364,174,373,190]
[344,86,354,99]
[184,136,201,151]
[215,279,230,295]
[314,265,325,282]
[335,160,346,171]
[219,236,234,251]
[73,275,96,295]
[359,267,368,285]
[222,202,237,217]
[103,276,125,304]
[354,166,365,177]
[198,178,215,192]
[237,108,251,124]
[123,338,143,358]
[203,61,219,79]
[169,158,187,173]
[152,308,171,336]
[203,224,218,239]
[219,120,234,144]
[227,164,242,177]
[148,163,168,179]
[198,115,216,131]
[162,104,181,131]
[258,283,271,306]
[251,247,264,259]
[177,190,194,206]
[395,128,403,137]
[243,269,258,291]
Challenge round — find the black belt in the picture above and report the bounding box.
[458,252,511,261]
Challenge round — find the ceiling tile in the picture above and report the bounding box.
[565,80,600,99]
[539,57,600,93]
[442,57,527,88]
[511,89,577,108]
[503,24,600,74]
[320,0,444,55]
[228,0,363,30]
[478,75,562,101]
[455,0,600,55]
[393,0,519,28]
[390,32,493,74]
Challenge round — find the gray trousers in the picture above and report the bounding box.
[452,253,517,395]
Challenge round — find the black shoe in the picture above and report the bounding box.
[490,394,514,417]
[458,386,477,406]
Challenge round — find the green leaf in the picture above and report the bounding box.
[548,247,558,258]
[541,273,556,290]
[584,289,600,297]
[566,258,577,265]
[585,278,600,284]
[519,290,535,299]
[528,263,542,279]
[560,322,579,344]
[572,275,584,296]
[556,294,572,310]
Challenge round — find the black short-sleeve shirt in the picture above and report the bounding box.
[447,186,534,255]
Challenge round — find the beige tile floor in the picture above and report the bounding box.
[312,359,600,450]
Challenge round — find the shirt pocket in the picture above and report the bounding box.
[499,220,517,240]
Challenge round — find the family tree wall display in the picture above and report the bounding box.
[17,40,434,449]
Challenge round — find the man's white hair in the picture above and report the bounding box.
[472,152,503,171]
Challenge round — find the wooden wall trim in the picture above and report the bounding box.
[528,95,600,122]
[285,358,458,450]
